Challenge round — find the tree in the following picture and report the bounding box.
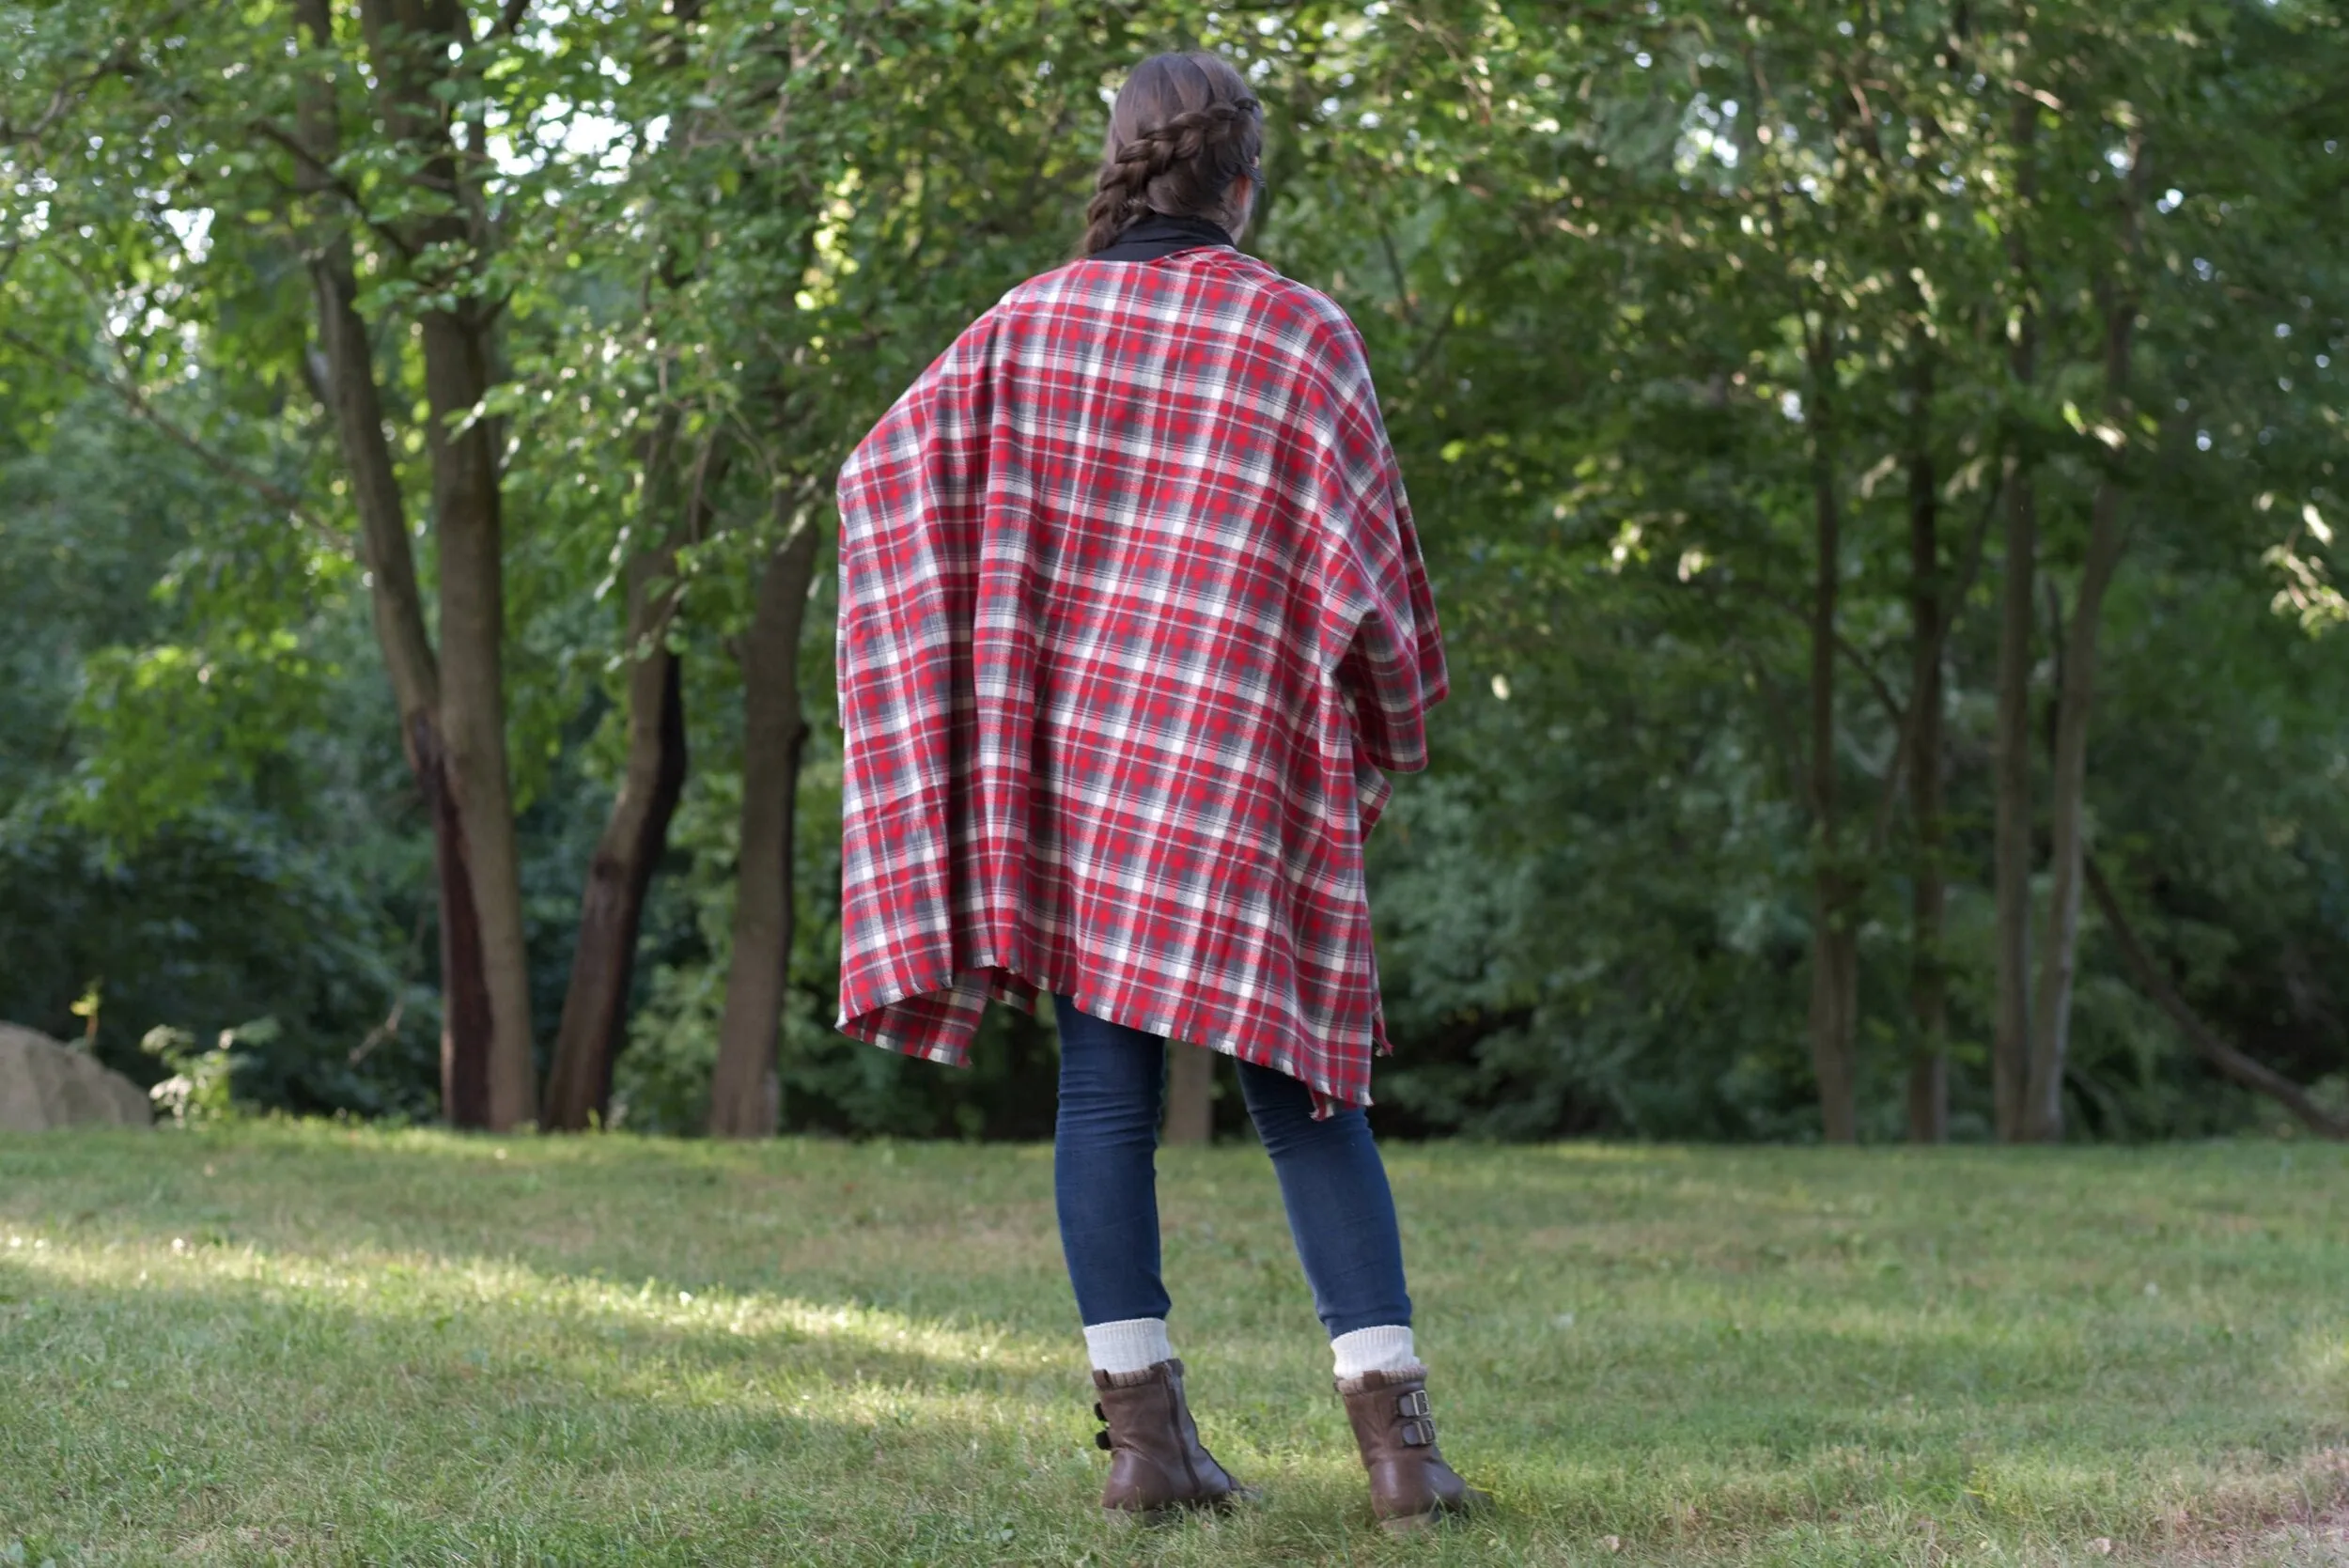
[288,0,536,1128]
[4,0,546,1126]
[8,0,2341,1146]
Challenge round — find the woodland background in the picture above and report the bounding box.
[2,0,2344,1147]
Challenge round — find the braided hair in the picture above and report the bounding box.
[1081,52,1265,256]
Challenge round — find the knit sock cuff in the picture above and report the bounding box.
[1083,1316,1174,1375]
[1330,1324,1419,1381]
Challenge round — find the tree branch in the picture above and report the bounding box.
[1838,624,1904,733]
[1376,220,1419,327]
[1865,461,2002,852]
[0,326,345,549]
[0,17,173,147]
[1714,575,1905,728]
[2088,856,2349,1140]
[250,119,418,261]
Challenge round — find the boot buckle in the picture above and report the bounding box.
[1399,1416,1437,1447]
[1395,1389,1431,1419]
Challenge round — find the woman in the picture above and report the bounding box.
[833,51,1486,1532]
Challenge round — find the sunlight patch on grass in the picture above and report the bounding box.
[2,1126,2345,1564]
[6,1224,1075,1387]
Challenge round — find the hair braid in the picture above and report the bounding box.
[1080,54,1265,256]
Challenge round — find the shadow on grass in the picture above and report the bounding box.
[0,1243,1126,1564]
[6,1128,2349,1564]
[0,1126,1076,1332]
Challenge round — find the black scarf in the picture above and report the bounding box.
[1092,211,1237,262]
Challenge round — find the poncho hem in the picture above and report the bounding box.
[838,962,1375,1120]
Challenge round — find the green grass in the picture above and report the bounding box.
[1,1126,2345,1565]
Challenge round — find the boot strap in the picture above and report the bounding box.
[1399,1416,1437,1447]
[1395,1389,1431,1419]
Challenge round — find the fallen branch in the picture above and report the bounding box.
[2086,854,2349,1140]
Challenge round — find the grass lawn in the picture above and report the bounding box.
[1,1125,2345,1565]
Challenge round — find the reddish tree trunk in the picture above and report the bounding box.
[540,643,687,1132]
[414,714,493,1126]
[540,421,696,1132]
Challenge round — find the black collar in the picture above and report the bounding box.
[1092,211,1237,262]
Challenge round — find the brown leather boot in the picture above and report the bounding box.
[1336,1364,1493,1532]
[1089,1358,1256,1524]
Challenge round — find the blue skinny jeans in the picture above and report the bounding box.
[1051,993,1411,1338]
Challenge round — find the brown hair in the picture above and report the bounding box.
[1081,52,1265,256]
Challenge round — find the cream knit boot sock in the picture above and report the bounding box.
[1330,1325,1419,1380]
[1083,1316,1174,1374]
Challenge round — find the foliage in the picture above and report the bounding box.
[1,0,2341,1140]
[137,1017,275,1126]
[0,387,430,1112]
[1270,0,2349,1139]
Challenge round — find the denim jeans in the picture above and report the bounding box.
[1051,993,1412,1338]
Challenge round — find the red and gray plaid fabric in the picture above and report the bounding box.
[832,245,1446,1114]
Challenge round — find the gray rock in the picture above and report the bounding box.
[0,1023,153,1131]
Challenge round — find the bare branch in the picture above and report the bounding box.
[2087,856,2349,1140]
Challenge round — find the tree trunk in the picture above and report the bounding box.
[540,475,690,1131]
[708,518,821,1139]
[539,0,731,1132]
[2021,528,2116,1142]
[290,0,510,1127]
[1164,1043,1216,1145]
[1809,910,1859,1143]
[1992,463,2036,1142]
[2022,191,2143,1141]
[1991,89,2041,1142]
[1905,356,1949,1144]
[358,0,537,1128]
[1805,334,1858,1144]
[423,323,535,1129]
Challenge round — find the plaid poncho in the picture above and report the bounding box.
[832,243,1446,1113]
